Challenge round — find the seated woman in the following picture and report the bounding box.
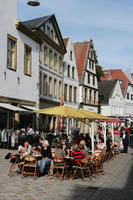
[97,138,105,150]
[38,140,52,175]
[18,140,34,158]
[79,144,89,157]
[54,143,64,159]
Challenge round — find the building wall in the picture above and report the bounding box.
[101,81,124,117]
[124,84,133,116]
[0,0,39,107]
[79,43,98,113]
[63,38,79,109]
[39,19,64,107]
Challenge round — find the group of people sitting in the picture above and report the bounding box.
[17,132,113,176]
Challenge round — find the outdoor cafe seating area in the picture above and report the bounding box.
[5,105,120,181]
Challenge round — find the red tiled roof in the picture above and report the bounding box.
[101,69,131,95]
[74,41,89,81]
[63,38,69,48]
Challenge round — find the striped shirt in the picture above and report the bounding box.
[70,150,85,163]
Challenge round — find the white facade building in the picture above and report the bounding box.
[124,83,133,117]
[0,0,40,129]
[63,38,79,134]
[63,38,79,109]
[74,40,98,113]
[23,15,66,130]
[99,80,124,117]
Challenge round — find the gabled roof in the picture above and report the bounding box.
[98,80,118,104]
[22,15,52,29]
[22,14,66,54]
[63,38,69,48]
[74,41,89,81]
[101,69,131,95]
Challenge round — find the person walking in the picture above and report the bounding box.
[121,129,129,153]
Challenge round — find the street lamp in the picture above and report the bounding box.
[27,0,40,6]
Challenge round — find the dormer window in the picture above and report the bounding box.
[119,80,123,85]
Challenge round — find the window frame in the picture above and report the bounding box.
[43,74,48,96]
[54,79,57,98]
[7,34,17,71]
[49,77,53,97]
[49,49,53,68]
[24,44,32,76]
[59,56,63,74]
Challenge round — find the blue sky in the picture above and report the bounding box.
[17,0,133,72]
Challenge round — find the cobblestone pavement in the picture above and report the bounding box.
[0,147,133,200]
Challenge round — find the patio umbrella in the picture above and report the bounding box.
[34,105,91,120]
[79,109,111,120]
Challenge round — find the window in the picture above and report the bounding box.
[59,81,62,99]
[40,44,42,63]
[54,53,57,71]
[68,65,70,77]
[54,79,57,98]
[49,49,53,68]
[90,51,93,59]
[104,72,108,75]
[7,34,17,70]
[85,88,87,103]
[24,44,32,76]
[39,72,42,95]
[59,56,63,73]
[49,77,52,96]
[119,80,123,85]
[64,84,68,101]
[89,60,91,69]
[51,30,54,40]
[70,51,73,61]
[43,74,48,95]
[93,76,95,86]
[44,46,48,65]
[127,93,130,100]
[55,35,59,44]
[94,91,97,104]
[131,94,133,101]
[89,90,92,103]
[47,26,50,37]
[88,73,90,84]
[92,62,94,70]
[72,67,75,79]
[74,87,77,103]
[69,86,72,102]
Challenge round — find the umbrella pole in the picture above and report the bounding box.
[91,121,95,154]
[104,122,107,146]
[111,122,114,143]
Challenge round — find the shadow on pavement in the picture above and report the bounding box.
[64,150,133,200]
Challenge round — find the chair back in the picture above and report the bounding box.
[52,156,65,166]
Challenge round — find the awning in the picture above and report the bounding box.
[0,103,27,112]
[21,105,37,111]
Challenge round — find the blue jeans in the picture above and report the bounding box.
[38,158,51,173]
